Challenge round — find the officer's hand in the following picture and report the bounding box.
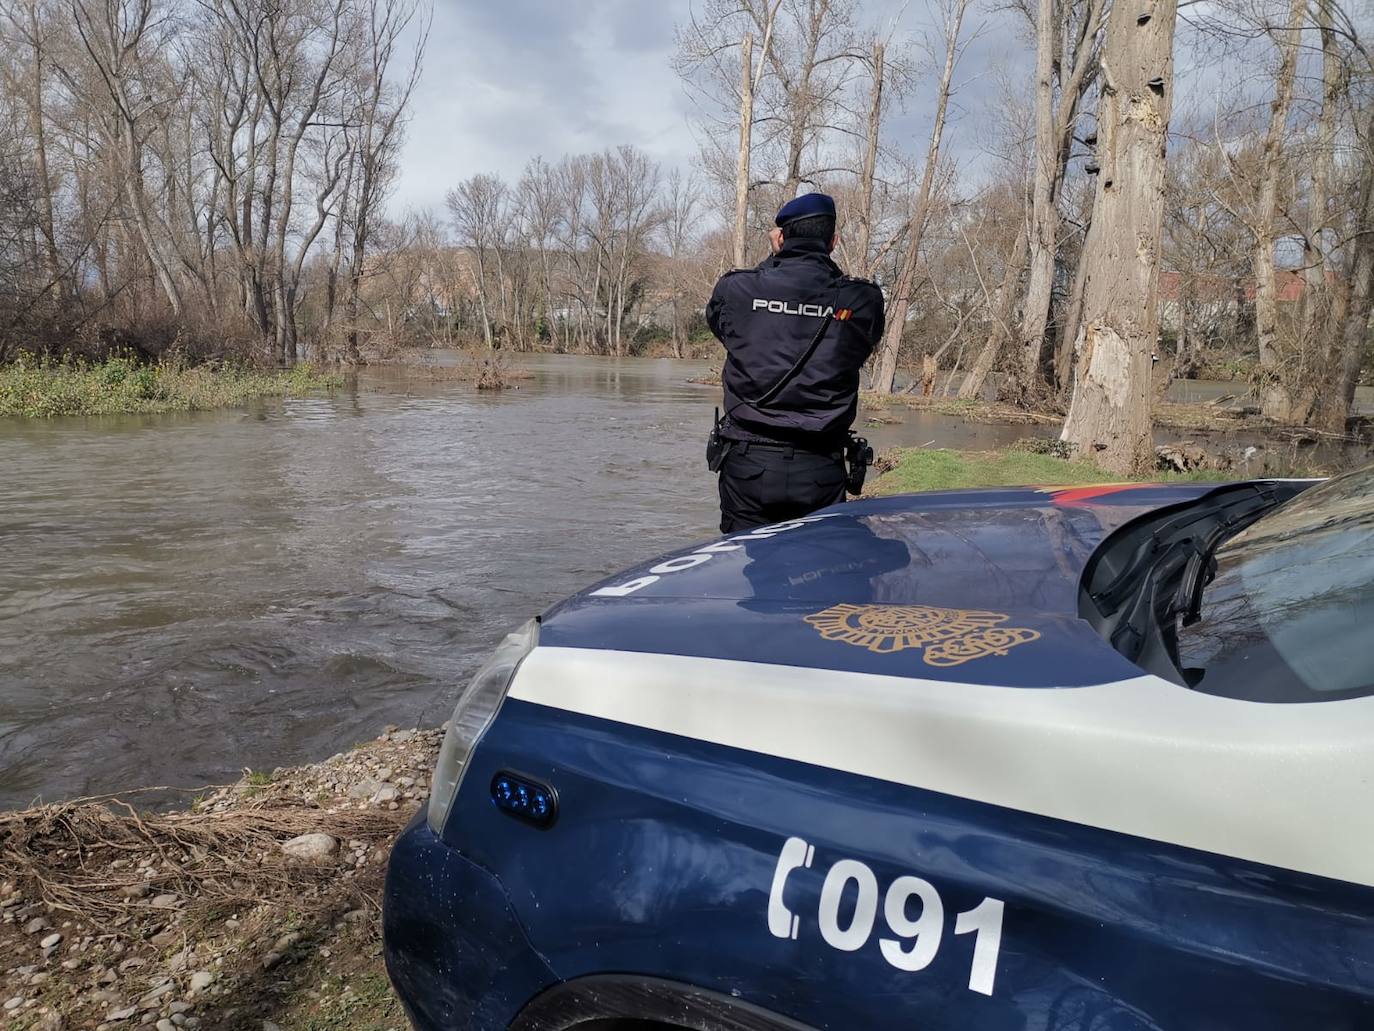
[769,228,784,254]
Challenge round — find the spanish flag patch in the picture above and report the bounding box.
[835,308,852,321]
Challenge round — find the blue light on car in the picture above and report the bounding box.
[490,771,557,827]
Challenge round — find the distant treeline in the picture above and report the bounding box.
[5,0,1374,450]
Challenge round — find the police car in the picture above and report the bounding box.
[383,463,1374,1030]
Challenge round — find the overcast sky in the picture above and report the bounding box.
[390,0,1035,217]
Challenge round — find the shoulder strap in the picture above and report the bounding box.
[741,289,854,408]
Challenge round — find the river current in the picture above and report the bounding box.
[1,355,1368,808]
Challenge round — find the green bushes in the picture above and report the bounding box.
[0,355,343,418]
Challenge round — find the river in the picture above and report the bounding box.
[1,355,1369,808]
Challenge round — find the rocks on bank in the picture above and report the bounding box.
[0,725,444,1030]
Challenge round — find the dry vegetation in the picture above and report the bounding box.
[0,727,443,1031]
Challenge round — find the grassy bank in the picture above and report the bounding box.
[859,393,1061,426]
[0,357,343,418]
[859,392,1297,435]
[0,726,438,1029]
[869,444,1233,496]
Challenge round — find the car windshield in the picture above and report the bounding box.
[1176,463,1374,702]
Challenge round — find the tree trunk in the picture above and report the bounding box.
[733,32,754,269]
[920,353,937,395]
[1304,0,1345,430]
[1016,242,1056,397]
[1015,0,1105,401]
[781,0,824,198]
[1325,112,1374,431]
[870,0,966,395]
[22,6,63,298]
[1301,0,1338,349]
[346,240,366,364]
[1254,0,1306,421]
[122,137,184,319]
[959,224,1028,399]
[1061,0,1178,475]
[855,40,884,277]
[1014,0,1060,399]
[1056,210,1093,397]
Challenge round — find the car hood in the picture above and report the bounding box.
[540,483,1222,688]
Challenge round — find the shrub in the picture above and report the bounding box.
[0,354,343,418]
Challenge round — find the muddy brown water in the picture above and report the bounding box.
[1,355,1369,808]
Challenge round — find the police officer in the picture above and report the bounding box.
[706,193,885,532]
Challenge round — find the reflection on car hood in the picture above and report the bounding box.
[541,483,1219,688]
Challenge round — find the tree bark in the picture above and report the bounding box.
[14,1,64,297]
[781,0,826,198]
[870,0,966,395]
[854,40,884,277]
[1305,0,1346,431]
[1301,0,1338,347]
[1253,0,1306,421]
[1014,0,1104,401]
[1061,0,1178,475]
[959,224,1028,399]
[1056,224,1091,397]
[1329,112,1374,429]
[1014,0,1060,398]
[733,32,754,269]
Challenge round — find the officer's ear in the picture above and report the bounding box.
[769,228,784,254]
[828,232,838,253]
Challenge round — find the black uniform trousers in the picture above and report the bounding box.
[717,441,847,533]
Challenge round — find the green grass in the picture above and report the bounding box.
[870,445,1236,496]
[0,354,343,417]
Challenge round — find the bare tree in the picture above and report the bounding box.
[870,0,970,395]
[69,0,186,318]
[447,173,507,353]
[733,3,780,266]
[1334,128,1374,424]
[852,37,884,275]
[676,0,860,263]
[1011,0,1106,401]
[1248,0,1307,420]
[0,0,66,299]
[957,223,1028,398]
[337,0,426,362]
[664,169,703,358]
[515,157,564,349]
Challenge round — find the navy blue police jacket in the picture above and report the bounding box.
[706,236,885,449]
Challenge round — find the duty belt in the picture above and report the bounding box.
[725,439,845,461]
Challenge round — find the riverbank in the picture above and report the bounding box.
[0,726,441,1030]
[867,441,1256,497]
[685,363,1371,441]
[0,358,343,418]
[860,390,1357,438]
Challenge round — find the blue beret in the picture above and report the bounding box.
[775,192,836,227]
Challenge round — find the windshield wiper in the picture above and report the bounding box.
[1086,485,1280,678]
[1090,507,1224,615]
[1170,495,1276,625]
[1090,486,1279,619]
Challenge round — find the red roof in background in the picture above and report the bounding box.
[1158,269,1340,303]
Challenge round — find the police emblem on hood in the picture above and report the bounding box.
[804,603,1040,667]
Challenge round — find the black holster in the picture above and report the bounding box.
[845,433,874,495]
[706,408,732,472]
